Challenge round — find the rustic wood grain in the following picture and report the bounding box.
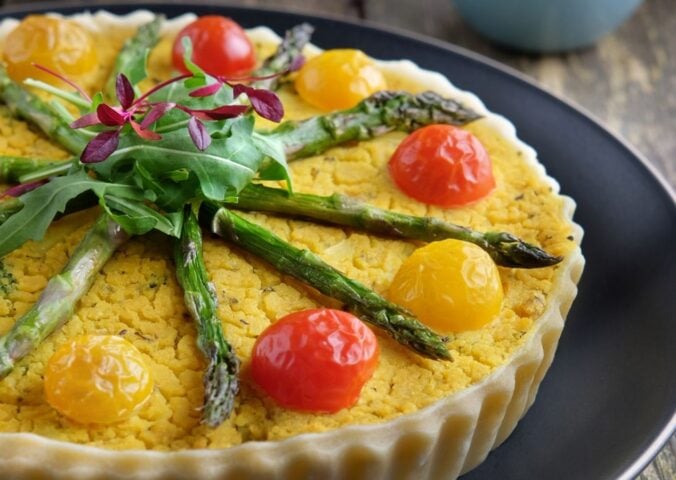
[0,0,673,477]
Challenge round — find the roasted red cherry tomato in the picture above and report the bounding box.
[388,124,495,207]
[251,308,379,412]
[172,16,256,77]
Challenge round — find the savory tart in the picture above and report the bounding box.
[0,10,583,479]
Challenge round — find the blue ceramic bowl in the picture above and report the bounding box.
[453,0,643,52]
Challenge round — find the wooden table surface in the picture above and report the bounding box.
[0,0,674,478]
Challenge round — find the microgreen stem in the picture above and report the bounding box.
[17,159,74,184]
[23,79,91,110]
[32,63,92,103]
[154,118,191,134]
[133,73,191,106]
[49,99,76,124]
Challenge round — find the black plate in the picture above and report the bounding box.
[1,2,674,479]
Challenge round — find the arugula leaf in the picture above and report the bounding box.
[0,170,145,258]
[90,126,263,202]
[133,162,198,211]
[101,195,184,237]
[252,131,291,187]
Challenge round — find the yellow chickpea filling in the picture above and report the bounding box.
[0,26,575,450]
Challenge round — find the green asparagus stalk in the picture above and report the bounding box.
[251,23,314,91]
[0,215,129,378]
[232,184,561,268]
[267,90,482,160]
[0,155,70,184]
[170,26,314,424]
[174,206,239,425]
[206,204,451,360]
[0,65,87,155]
[104,16,164,99]
[0,168,560,268]
[0,197,22,225]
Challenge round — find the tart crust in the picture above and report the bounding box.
[0,10,584,479]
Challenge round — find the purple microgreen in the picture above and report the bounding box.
[233,84,284,122]
[187,116,211,151]
[32,63,92,103]
[177,104,248,121]
[96,104,129,127]
[70,112,101,129]
[289,55,306,72]
[1,180,47,199]
[140,102,176,129]
[116,74,136,110]
[81,130,120,163]
[189,82,223,98]
[130,120,161,141]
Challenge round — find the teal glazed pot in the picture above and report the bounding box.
[453,0,643,52]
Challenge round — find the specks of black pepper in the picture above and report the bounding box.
[567,235,575,241]
[262,286,275,293]
[148,282,158,289]
[239,319,249,325]
[118,329,128,336]
[135,331,152,341]
[514,193,525,201]
[324,156,336,162]
[528,213,536,219]
[311,167,319,178]
[228,297,239,305]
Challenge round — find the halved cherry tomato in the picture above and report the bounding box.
[294,49,387,111]
[388,124,495,207]
[251,308,379,412]
[172,16,255,77]
[44,335,153,424]
[2,15,97,85]
[388,239,503,333]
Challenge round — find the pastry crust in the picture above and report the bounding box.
[0,10,584,479]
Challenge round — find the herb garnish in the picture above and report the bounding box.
[0,39,291,257]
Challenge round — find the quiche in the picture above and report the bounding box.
[0,10,584,479]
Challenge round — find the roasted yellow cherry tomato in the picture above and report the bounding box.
[294,49,387,111]
[3,15,97,85]
[389,239,503,333]
[44,335,153,424]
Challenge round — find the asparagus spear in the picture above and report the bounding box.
[174,206,239,426]
[104,16,164,99]
[231,184,561,268]
[171,26,315,423]
[267,90,482,160]
[206,204,451,360]
[251,23,314,91]
[0,65,87,155]
[0,215,129,378]
[0,156,69,184]
[0,197,22,225]
[0,164,560,268]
